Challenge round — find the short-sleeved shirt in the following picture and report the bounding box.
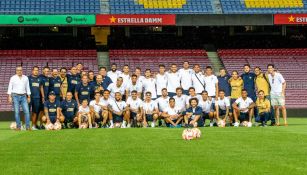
[156,96,170,112]
[185,106,203,119]
[173,94,188,112]
[50,76,61,95]
[28,75,41,99]
[179,68,193,90]
[256,98,271,114]
[142,100,158,113]
[126,97,143,111]
[109,100,127,113]
[217,74,231,97]
[119,73,130,88]
[101,76,113,90]
[107,70,122,84]
[39,74,50,99]
[75,83,93,102]
[44,100,60,117]
[78,106,90,113]
[60,100,78,117]
[186,95,202,106]
[215,97,230,110]
[107,83,126,98]
[229,78,243,99]
[99,97,113,107]
[164,106,181,115]
[199,99,214,113]
[142,78,157,99]
[67,74,80,93]
[204,75,218,97]
[192,72,205,94]
[92,82,104,92]
[155,73,168,96]
[268,72,285,96]
[166,72,181,93]
[126,82,142,96]
[241,72,256,97]
[90,100,102,113]
[255,73,270,96]
[235,97,254,113]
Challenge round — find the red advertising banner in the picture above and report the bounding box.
[96,14,176,26]
[274,14,307,25]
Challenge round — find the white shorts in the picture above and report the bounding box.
[271,94,285,106]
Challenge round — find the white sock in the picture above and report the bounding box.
[123,121,127,126]
[110,120,114,125]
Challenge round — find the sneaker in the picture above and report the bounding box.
[151,122,155,128]
[89,125,93,129]
[40,125,45,130]
[234,122,239,127]
[21,125,26,131]
[209,122,214,127]
[127,123,131,128]
[109,124,114,128]
[121,124,126,128]
[31,126,38,130]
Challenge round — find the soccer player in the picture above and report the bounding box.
[142,92,159,128]
[186,87,202,108]
[217,68,231,98]
[126,74,142,98]
[97,67,113,90]
[28,66,41,130]
[126,90,143,127]
[108,92,128,128]
[173,87,188,113]
[42,91,63,129]
[232,89,255,127]
[155,64,168,98]
[191,64,205,94]
[229,71,243,106]
[91,75,104,96]
[184,98,204,128]
[50,68,61,102]
[107,77,126,99]
[99,90,113,128]
[156,88,170,114]
[162,98,183,128]
[59,67,68,101]
[215,90,231,125]
[267,64,287,126]
[60,92,78,128]
[142,69,157,100]
[67,66,80,95]
[204,66,219,100]
[120,65,131,89]
[89,92,105,128]
[198,91,215,127]
[76,63,84,77]
[39,66,50,103]
[166,64,181,97]
[75,75,94,106]
[256,90,271,127]
[77,99,92,129]
[134,67,145,84]
[88,71,95,86]
[179,61,193,95]
[107,63,122,83]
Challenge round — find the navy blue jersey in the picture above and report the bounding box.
[44,100,60,117]
[241,72,256,97]
[102,76,112,90]
[39,74,50,99]
[50,76,61,96]
[68,74,80,93]
[60,99,78,118]
[217,74,231,97]
[75,83,94,102]
[28,75,41,99]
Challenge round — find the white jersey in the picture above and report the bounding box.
[186,95,202,106]
[179,68,193,90]
[107,83,126,98]
[126,97,143,111]
[204,74,218,96]
[109,100,127,113]
[89,100,102,113]
[164,106,181,115]
[99,97,113,107]
[166,72,181,93]
[137,75,145,84]
[156,96,170,112]
[142,100,158,114]
[192,72,205,94]
[235,97,254,113]
[216,97,230,110]
[78,106,90,113]
[155,73,168,96]
[268,72,285,96]
[107,70,122,83]
[120,73,130,88]
[199,98,214,113]
[173,94,188,112]
[126,81,142,96]
[142,77,157,99]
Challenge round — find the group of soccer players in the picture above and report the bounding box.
[22,60,287,130]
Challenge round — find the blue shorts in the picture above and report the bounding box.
[202,112,210,119]
[130,112,137,119]
[145,114,154,122]
[219,109,227,116]
[239,112,249,122]
[63,114,75,123]
[188,117,204,127]
[166,119,181,128]
[49,115,57,124]
[113,113,123,123]
[29,98,41,115]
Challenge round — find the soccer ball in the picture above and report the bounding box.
[79,123,87,129]
[115,123,121,128]
[191,128,201,138]
[241,121,249,127]
[53,122,62,130]
[218,120,226,128]
[10,122,17,130]
[46,123,54,130]
[182,129,194,140]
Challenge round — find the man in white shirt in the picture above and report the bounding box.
[120,65,131,89]
[186,87,202,108]
[134,67,145,84]
[99,90,114,128]
[215,90,231,124]
[7,66,31,130]
[126,90,143,127]
[204,66,219,100]
[108,92,128,128]
[126,74,142,98]
[166,64,181,98]
[142,92,159,128]
[173,87,188,112]
[191,64,205,94]
[232,89,255,127]
[107,63,122,83]
[156,88,170,115]
[107,77,127,100]
[89,92,108,128]
[155,64,168,98]
[142,69,157,100]
[161,98,183,128]
[267,64,287,126]
[179,61,193,95]
[198,91,215,127]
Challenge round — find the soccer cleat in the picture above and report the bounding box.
[209,123,214,127]
[121,124,126,128]
[234,122,239,127]
[127,123,131,128]
[151,122,155,128]
[21,125,26,131]
[109,124,114,128]
[31,126,38,130]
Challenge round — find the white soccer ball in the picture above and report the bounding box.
[241,121,249,127]
[10,122,17,130]
[218,120,226,128]
[182,129,194,140]
[53,122,62,130]
[192,128,201,138]
[46,123,54,130]
[115,123,121,128]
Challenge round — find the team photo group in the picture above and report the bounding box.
[7,61,287,130]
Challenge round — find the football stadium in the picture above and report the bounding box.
[1,0,307,174]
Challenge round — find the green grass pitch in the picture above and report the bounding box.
[0,118,307,175]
